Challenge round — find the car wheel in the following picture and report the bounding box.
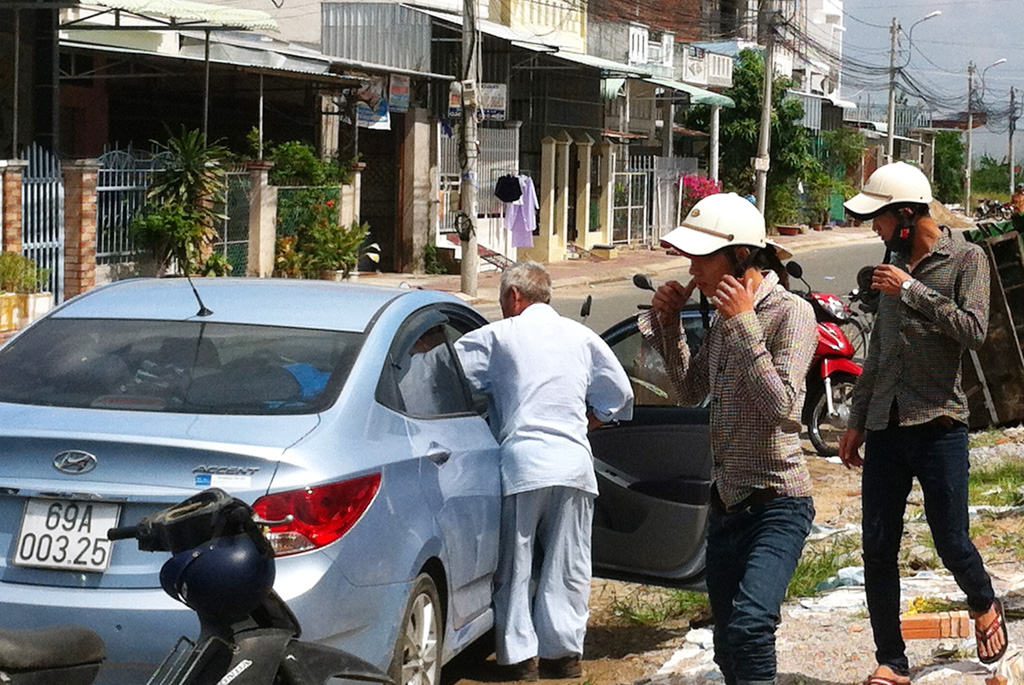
[807,373,858,457]
[389,573,443,685]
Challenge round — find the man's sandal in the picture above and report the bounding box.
[864,666,910,685]
[865,676,909,685]
[975,597,1010,665]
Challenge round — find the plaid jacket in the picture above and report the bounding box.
[638,271,816,508]
[849,228,990,431]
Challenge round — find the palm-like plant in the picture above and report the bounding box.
[133,128,230,276]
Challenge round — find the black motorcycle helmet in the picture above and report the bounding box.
[159,532,276,623]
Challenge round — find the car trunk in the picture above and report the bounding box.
[0,404,317,591]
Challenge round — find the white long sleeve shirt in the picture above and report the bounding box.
[455,303,634,496]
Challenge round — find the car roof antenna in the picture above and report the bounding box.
[185,273,214,317]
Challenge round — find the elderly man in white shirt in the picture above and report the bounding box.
[455,261,634,681]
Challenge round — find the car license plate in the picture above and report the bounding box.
[13,499,120,572]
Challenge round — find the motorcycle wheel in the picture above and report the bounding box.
[390,573,443,685]
[807,372,859,457]
[839,318,870,363]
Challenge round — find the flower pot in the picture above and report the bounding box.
[0,293,21,332]
[319,269,357,282]
[24,292,53,323]
[775,225,801,236]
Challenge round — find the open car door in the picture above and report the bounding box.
[592,310,711,590]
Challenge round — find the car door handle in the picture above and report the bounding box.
[427,449,451,466]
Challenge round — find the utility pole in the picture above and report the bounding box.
[754,1,775,216]
[1010,87,1017,195]
[459,0,479,296]
[886,16,899,163]
[965,61,975,212]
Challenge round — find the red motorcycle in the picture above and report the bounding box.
[786,262,863,457]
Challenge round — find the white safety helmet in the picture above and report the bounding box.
[660,192,767,257]
[844,161,933,218]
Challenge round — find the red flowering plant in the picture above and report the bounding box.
[677,174,723,216]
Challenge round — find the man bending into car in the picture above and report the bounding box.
[454,261,633,681]
[641,193,817,685]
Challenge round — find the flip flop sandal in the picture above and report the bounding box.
[976,597,1010,665]
[864,676,910,685]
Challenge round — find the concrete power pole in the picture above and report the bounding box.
[965,62,975,212]
[754,2,775,216]
[886,16,899,163]
[1010,87,1017,195]
[459,0,479,297]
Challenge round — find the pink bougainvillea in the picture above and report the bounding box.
[677,174,722,216]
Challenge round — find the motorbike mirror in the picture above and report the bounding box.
[632,273,655,291]
[856,265,876,293]
[785,261,803,279]
[580,294,593,319]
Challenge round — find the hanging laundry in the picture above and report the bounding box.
[494,174,522,203]
[506,175,538,249]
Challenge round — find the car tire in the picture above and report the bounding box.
[389,573,443,685]
[807,372,858,457]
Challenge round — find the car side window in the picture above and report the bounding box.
[394,325,472,418]
[608,313,708,408]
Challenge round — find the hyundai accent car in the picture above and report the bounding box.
[0,278,710,684]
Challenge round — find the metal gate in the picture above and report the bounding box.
[96,148,164,264]
[438,125,520,258]
[21,144,64,302]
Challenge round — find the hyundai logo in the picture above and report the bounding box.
[53,450,98,475]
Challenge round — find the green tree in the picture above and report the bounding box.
[933,131,964,204]
[973,154,1009,195]
[684,48,817,226]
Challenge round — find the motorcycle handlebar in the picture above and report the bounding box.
[106,524,142,541]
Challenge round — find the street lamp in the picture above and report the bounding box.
[886,10,941,163]
[965,58,1007,210]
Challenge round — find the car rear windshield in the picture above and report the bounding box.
[0,318,364,415]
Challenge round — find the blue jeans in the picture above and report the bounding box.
[863,422,995,675]
[706,496,815,685]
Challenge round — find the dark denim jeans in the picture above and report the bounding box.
[863,422,995,675]
[706,496,815,685]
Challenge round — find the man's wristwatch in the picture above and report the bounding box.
[901,278,914,292]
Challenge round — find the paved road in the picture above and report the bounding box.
[474,240,889,334]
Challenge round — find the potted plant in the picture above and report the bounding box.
[805,169,834,230]
[308,219,380,280]
[0,251,52,331]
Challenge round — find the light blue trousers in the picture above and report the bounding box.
[493,486,594,665]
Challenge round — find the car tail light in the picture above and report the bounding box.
[253,474,381,556]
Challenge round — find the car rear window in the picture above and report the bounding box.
[0,319,364,415]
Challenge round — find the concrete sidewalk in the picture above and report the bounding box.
[355,225,878,305]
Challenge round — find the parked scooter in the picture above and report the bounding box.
[785,262,863,457]
[0,488,391,685]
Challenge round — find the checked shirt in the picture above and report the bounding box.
[638,270,817,509]
[849,228,990,431]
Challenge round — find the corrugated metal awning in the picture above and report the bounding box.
[407,6,556,52]
[645,76,734,108]
[67,0,278,31]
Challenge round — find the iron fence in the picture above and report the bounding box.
[20,144,64,301]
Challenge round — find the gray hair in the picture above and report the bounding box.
[500,261,552,304]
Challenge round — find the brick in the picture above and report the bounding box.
[901,611,971,640]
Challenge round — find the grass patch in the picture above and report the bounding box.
[969,428,1005,449]
[968,459,1024,507]
[608,587,710,626]
[786,535,861,599]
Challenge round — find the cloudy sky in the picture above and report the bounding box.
[840,0,1024,158]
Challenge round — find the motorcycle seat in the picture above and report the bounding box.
[0,625,106,671]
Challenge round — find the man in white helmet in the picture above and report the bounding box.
[838,162,1003,684]
[640,192,817,685]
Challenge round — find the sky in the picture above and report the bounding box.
[839,0,1024,160]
